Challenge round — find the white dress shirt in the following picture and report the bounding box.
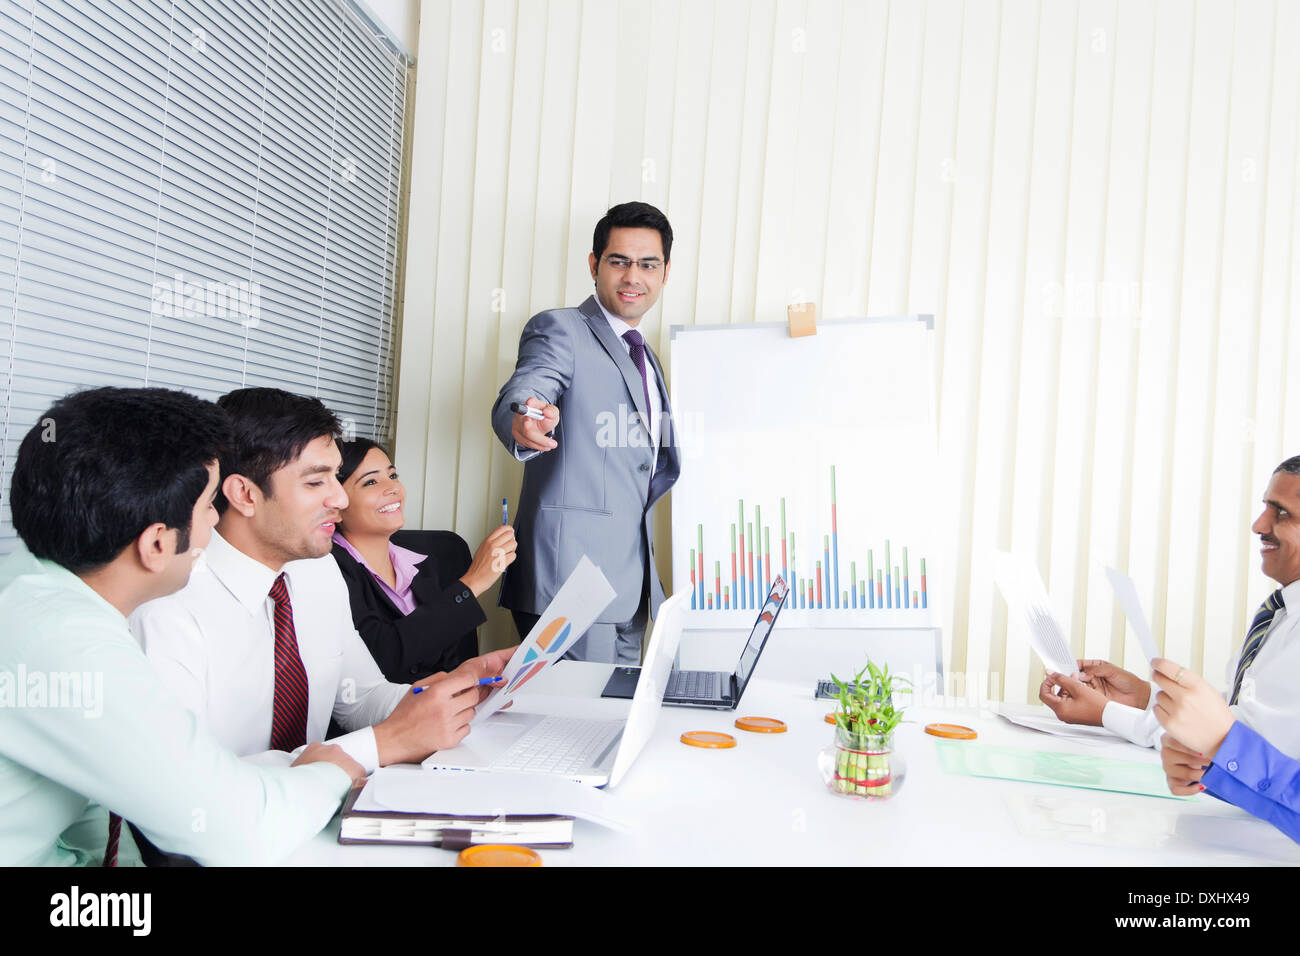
[597,300,663,450]
[1103,577,1300,758]
[130,530,407,774]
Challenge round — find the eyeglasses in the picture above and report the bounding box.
[601,255,664,274]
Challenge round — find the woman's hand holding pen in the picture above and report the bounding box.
[461,525,517,597]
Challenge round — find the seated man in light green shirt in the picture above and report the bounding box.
[0,386,365,866]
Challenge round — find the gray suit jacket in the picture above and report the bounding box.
[491,296,680,623]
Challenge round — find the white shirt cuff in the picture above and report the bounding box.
[1102,697,1163,749]
[328,727,380,775]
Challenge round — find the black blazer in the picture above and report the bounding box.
[332,530,487,682]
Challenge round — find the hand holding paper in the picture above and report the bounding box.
[1037,670,1107,725]
[1074,659,1151,710]
[472,555,617,725]
[1151,658,1235,758]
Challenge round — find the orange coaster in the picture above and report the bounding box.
[680,731,737,749]
[924,722,978,740]
[457,845,542,867]
[735,716,787,734]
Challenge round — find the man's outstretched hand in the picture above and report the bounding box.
[512,397,560,452]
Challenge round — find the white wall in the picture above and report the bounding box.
[357,0,419,57]
[394,0,1300,697]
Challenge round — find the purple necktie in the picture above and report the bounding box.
[622,328,653,430]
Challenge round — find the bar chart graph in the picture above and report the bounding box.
[686,465,931,619]
[670,317,939,628]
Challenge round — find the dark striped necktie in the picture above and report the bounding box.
[102,812,121,867]
[269,572,309,751]
[1229,588,1285,705]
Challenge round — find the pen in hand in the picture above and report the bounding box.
[509,401,546,421]
[411,676,504,695]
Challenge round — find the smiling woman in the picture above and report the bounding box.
[331,439,518,681]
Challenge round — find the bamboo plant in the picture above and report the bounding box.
[828,661,909,797]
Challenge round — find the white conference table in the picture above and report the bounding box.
[287,628,1300,867]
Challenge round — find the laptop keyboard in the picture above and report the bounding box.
[492,715,624,774]
[667,669,721,701]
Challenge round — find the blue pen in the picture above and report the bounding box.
[412,676,502,694]
[502,497,509,525]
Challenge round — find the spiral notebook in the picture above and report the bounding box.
[337,786,573,850]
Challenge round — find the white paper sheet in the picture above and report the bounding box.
[356,766,636,831]
[472,555,616,724]
[992,551,1077,677]
[995,703,1125,743]
[1103,566,1159,663]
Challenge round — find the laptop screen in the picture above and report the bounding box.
[732,576,790,695]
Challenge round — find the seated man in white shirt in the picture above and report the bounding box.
[0,386,364,866]
[131,387,510,773]
[1038,456,1300,759]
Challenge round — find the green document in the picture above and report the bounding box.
[935,741,1188,800]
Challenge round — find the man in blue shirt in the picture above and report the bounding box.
[0,387,365,865]
[1153,657,1300,843]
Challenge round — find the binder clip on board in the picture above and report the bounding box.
[787,302,817,338]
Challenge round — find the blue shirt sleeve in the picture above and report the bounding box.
[1201,721,1300,844]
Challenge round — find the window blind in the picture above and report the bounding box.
[0,0,408,551]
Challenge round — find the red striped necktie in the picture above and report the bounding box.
[103,812,121,867]
[268,572,309,752]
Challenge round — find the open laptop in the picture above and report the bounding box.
[601,577,789,709]
[421,593,687,788]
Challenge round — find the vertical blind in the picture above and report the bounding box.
[0,0,408,550]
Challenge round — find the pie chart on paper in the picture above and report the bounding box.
[536,617,570,651]
[511,617,573,691]
[505,660,549,694]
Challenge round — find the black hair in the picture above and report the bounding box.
[337,437,389,484]
[10,387,231,574]
[592,201,674,263]
[215,388,342,513]
[1276,456,1300,477]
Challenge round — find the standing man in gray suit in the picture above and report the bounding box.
[491,202,681,663]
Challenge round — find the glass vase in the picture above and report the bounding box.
[820,725,904,800]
